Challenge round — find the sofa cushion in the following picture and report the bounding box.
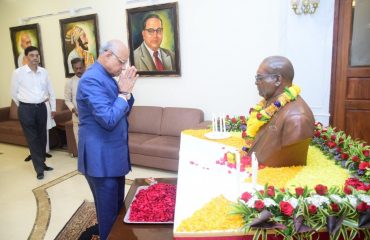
[128,106,163,135]
[131,136,180,159]
[160,107,204,137]
[9,100,19,120]
[0,120,24,135]
[129,133,159,153]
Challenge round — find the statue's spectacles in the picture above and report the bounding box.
[255,74,280,82]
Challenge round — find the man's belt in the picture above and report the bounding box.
[19,101,45,107]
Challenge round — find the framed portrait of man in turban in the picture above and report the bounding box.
[60,14,100,77]
[127,2,181,76]
[9,23,44,68]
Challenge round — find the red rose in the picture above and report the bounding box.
[280,201,294,216]
[242,131,247,138]
[352,156,360,163]
[356,202,369,212]
[359,161,369,170]
[344,185,352,195]
[259,190,265,196]
[330,135,336,141]
[314,131,321,138]
[254,200,265,211]
[336,147,342,153]
[330,203,340,212]
[308,204,317,215]
[322,135,328,140]
[341,153,349,160]
[363,150,370,157]
[280,188,286,193]
[267,186,275,197]
[295,187,304,197]
[315,184,328,195]
[327,141,336,149]
[241,192,252,202]
[357,185,368,191]
[256,113,262,120]
[240,116,246,121]
[231,117,237,123]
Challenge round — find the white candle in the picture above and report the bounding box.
[222,115,226,132]
[252,152,258,187]
[212,115,216,132]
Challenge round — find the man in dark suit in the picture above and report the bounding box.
[134,13,176,71]
[77,39,138,240]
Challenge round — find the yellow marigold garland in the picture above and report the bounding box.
[245,84,301,148]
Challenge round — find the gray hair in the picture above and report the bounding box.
[99,40,119,55]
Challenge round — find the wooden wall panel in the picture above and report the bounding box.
[346,78,370,99]
[345,110,370,143]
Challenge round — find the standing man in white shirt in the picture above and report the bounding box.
[11,46,56,180]
[64,57,86,144]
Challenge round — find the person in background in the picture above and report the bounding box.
[11,46,55,180]
[134,13,176,71]
[64,57,86,144]
[77,39,138,240]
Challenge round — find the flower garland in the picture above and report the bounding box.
[245,84,301,148]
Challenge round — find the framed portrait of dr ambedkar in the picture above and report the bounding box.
[127,2,181,76]
[10,23,44,68]
[60,14,100,77]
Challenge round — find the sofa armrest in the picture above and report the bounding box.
[195,120,212,129]
[54,109,72,125]
[0,107,10,122]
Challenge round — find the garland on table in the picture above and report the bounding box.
[245,84,301,149]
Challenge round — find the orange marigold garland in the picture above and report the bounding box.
[245,84,301,149]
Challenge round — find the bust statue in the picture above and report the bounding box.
[247,56,315,167]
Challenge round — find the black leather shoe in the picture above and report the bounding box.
[45,153,52,158]
[37,173,44,180]
[24,155,32,162]
[44,166,54,171]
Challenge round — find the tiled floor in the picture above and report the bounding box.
[0,143,177,240]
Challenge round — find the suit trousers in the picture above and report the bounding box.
[85,175,125,240]
[18,102,47,174]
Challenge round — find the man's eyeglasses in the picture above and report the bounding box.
[144,28,163,35]
[255,74,280,82]
[109,50,127,65]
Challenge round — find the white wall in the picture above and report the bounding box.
[0,0,334,125]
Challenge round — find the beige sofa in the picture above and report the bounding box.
[64,106,210,171]
[0,99,72,147]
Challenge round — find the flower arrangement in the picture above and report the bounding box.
[311,122,370,183]
[225,115,247,137]
[232,183,370,240]
[129,183,176,222]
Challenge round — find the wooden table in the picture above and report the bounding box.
[108,178,177,240]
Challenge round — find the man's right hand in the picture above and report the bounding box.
[118,66,139,94]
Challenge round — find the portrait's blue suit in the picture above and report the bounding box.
[76,62,134,239]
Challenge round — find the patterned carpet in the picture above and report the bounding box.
[54,201,98,240]
[30,171,133,240]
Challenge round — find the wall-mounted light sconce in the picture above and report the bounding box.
[291,0,320,15]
